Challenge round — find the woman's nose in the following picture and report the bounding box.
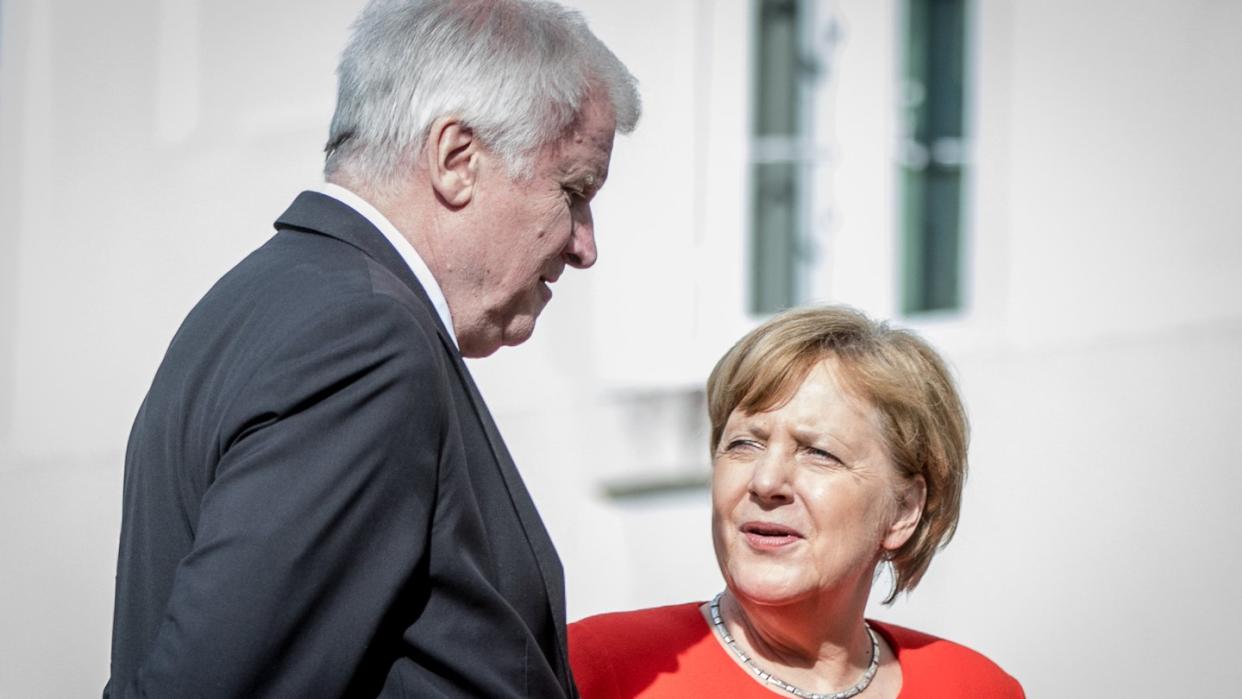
[748,448,794,504]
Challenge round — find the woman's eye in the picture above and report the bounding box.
[805,446,841,463]
[722,438,756,452]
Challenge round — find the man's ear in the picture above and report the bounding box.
[425,116,479,208]
[882,474,926,553]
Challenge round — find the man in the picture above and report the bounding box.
[105,0,639,696]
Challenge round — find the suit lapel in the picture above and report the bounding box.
[274,191,575,694]
[448,353,573,685]
[425,323,573,692]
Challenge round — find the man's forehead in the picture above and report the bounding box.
[559,99,615,148]
[555,132,613,178]
[539,97,615,180]
[558,155,609,179]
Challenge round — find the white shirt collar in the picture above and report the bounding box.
[310,182,458,349]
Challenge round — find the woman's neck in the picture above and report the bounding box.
[716,588,876,694]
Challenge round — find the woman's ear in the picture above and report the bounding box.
[424,116,479,208]
[882,474,926,553]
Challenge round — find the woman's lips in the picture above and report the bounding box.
[741,521,803,550]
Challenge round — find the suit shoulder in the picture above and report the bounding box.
[220,231,377,302]
[870,621,1024,697]
[179,230,441,352]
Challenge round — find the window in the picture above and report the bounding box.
[899,0,967,314]
[746,0,969,319]
[749,0,815,315]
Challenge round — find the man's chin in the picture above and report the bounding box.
[462,303,543,357]
[501,315,539,348]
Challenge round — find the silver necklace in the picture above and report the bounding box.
[709,592,880,699]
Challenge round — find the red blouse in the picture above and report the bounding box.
[569,602,1024,698]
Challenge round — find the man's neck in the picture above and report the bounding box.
[319,177,461,349]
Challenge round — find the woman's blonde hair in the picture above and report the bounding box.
[706,306,968,602]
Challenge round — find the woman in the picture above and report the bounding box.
[570,306,1022,698]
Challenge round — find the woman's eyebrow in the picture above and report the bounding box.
[791,426,856,453]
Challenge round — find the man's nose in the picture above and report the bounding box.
[564,208,597,269]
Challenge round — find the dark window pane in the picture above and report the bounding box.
[754,0,802,137]
[751,161,801,314]
[750,0,807,314]
[901,0,966,314]
[902,168,961,311]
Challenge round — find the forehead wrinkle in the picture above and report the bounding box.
[723,409,770,439]
[790,420,866,461]
[772,359,885,457]
[819,358,891,445]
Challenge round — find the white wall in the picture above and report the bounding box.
[0,1,364,694]
[910,3,1242,693]
[3,0,1241,697]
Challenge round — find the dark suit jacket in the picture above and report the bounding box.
[106,192,577,698]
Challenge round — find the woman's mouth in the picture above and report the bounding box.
[741,521,803,550]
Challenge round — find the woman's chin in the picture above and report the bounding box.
[727,573,815,608]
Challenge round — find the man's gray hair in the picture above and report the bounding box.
[324,0,641,185]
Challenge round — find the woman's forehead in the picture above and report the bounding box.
[732,359,880,429]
